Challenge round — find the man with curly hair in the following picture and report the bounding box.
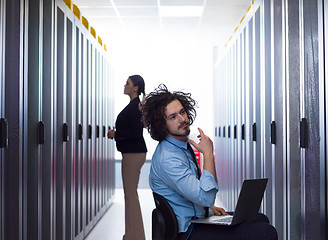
[140,84,277,240]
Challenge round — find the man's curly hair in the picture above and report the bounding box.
[140,84,197,142]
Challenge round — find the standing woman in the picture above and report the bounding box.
[108,75,147,240]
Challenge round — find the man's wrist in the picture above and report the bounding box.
[203,153,214,162]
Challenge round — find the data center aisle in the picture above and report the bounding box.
[84,189,227,240]
[84,160,226,240]
[85,188,155,240]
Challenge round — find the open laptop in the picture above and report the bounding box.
[191,178,268,226]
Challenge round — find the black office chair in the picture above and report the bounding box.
[152,192,179,240]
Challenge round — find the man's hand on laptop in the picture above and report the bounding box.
[210,206,230,216]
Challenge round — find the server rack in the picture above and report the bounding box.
[0,0,115,239]
[2,0,25,239]
[253,8,262,181]
[319,0,328,238]
[42,0,55,239]
[0,1,5,239]
[245,17,254,182]
[302,1,321,239]
[74,17,82,240]
[285,0,302,239]
[271,0,286,238]
[261,0,273,225]
[214,0,326,239]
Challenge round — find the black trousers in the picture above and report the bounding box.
[176,213,278,240]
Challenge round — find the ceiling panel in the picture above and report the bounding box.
[123,16,160,29]
[112,0,158,7]
[159,0,205,6]
[87,17,121,26]
[79,7,116,17]
[162,17,199,27]
[71,0,253,47]
[117,7,158,17]
[206,0,251,7]
[161,17,200,35]
[74,0,112,7]
[95,25,123,34]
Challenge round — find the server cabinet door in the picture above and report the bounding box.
[42,0,54,239]
[262,0,273,224]
[90,43,97,230]
[241,29,247,186]
[253,8,262,180]
[54,6,64,239]
[74,25,84,240]
[85,41,94,235]
[107,62,115,202]
[235,37,243,201]
[54,4,72,239]
[94,47,100,222]
[271,1,286,239]
[66,13,74,240]
[99,55,104,212]
[26,0,43,239]
[84,39,92,234]
[245,17,254,180]
[103,59,109,205]
[231,42,238,207]
[0,0,5,239]
[96,51,100,215]
[222,59,230,207]
[104,59,112,205]
[81,35,89,237]
[3,0,24,239]
[286,0,302,239]
[302,0,321,238]
[225,54,232,209]
[320,0,328,238]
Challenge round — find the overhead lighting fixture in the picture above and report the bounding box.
[159,6,204,17]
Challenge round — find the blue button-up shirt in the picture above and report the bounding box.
[149,136,219,233]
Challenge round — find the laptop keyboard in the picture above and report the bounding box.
[213,216,233,224]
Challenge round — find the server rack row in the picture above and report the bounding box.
[0,0,115,240]
[213,0,327,239]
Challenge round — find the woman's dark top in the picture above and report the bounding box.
[115,97,147,153]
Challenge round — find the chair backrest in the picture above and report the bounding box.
[152,192,179,240]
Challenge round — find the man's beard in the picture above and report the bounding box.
[168,123,190,138]
[169,129,190,138]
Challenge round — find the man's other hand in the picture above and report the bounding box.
[210,206,229,216]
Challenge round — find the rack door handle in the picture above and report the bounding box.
[63,123,69,142]
[234,125,237,139]
[0,118,8,148]
[96,125,100,138]
[88,125,92,139]
[271,121,276,144]
[241,124,245,140]
[228,125,231,138]
[78,124,83,140]
[252,123,256,141]
[300,118,308,148]
[38,121,45,144]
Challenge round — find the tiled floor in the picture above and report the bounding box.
[84,188,155,240]
[84,160,226,240]
[84,187,226,240]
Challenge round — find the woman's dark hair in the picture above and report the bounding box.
[129,75,145,96]
[140,84,197,142]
